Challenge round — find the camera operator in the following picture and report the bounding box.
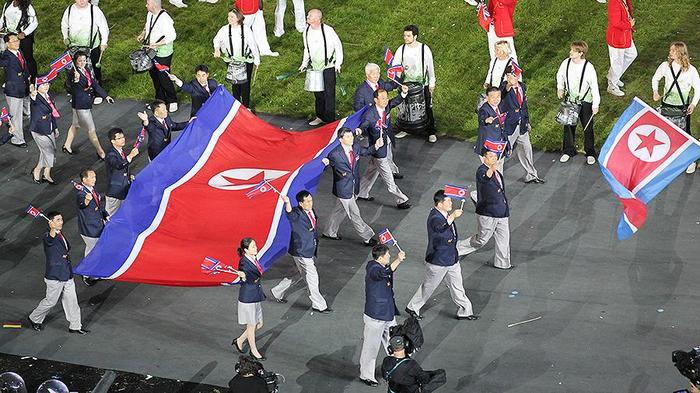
[228,355,267,393]
[381,336,445,393]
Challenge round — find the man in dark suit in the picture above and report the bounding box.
[105,127,139,216]
[405,190,479,321]
[499,65,545,184]
[137,99,189,160]
[28,211,89,334]
[0,33,30,147]
[457,145,513,270]
[321,127,382,246]
[357,87,411,209]
[169,64,219,117]
[75,168,109,256]
[270,190,332,313]
[475,86,509,160]
[359,244,406,387]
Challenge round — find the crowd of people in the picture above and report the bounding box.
[2,0,699,391]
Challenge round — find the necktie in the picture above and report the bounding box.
[46,96,60,118]
[515,86,523,106]
[83,68,92,87]
[204,84,211,96]
[307,211,316,230]
[348,150,355,170]
[16,51,25,70]
[90,188,100,208]
[161,119,168,130]
[381,110,387,128]
[252,257,263,275]
[495,108,502,126]
[119,149,126,159]
[494,171,503,188]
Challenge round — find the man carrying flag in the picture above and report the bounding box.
[476,86,509,173]
[137,99,189,161]
[105,127,139,215]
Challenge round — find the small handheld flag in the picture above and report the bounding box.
[50,52,73,74]
[510,61,523,78]
[484,139,507,156]
[387,64,404,81]
[378,228,403,252]
[477,0,493,32]
[26,204,48,221]
[134,127,146,149]
[201,256,239,275]
[245,179,278,199]
[70,180,87,193]
[383,46,394,66]
[0,107,10,122]
[153,60,170,75]
[444,184,469,200]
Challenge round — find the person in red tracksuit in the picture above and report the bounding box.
[235,0,278,57]
[606,0,636,97]
[486,0,518,62]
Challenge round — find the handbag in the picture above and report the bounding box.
[658,63,689,130]
[555,59,590,126]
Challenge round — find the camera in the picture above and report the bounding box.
[672,346,700,386]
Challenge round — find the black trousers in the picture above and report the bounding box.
[149,54,177,105]
[313,67,336,123]
[90,46,103,85]
[423,86,436,135]
[563,101,596,157]
[19,33,37,83]
[231,63,254,108]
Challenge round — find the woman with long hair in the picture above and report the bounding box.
[1,0,38,81]
[232,237,267,361]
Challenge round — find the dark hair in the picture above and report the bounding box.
[194,64,209,74]
[74,50,89,62]
[3,33,17,43]
[237,237,254,257]
[237,355,260,376]
[433,190,447,206]
[80,167,95,180]
[373,88,387,99]
[337,127,353,139]
[46,211,61,220]
[403,24,419,37]
[108,127,124,141]
[372,244,390,260]
[151,99,166,112]
[486,86,500,95]
[295,190,312,203]
[229,8,245,24]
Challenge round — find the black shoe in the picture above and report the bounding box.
[360,378,379,387]
[232,338,246,354]
[68,328,90,334]
[322,234,342,241]
[273,297,287,304]
[456,315,480,321]
[357,196,374,202]
[396,201,411,210]
[62,146,75,155]
[28,317,42,331]
[404,307,423,320]
[10,142,27,148]
[250,351,266,361]
[364,237,378,247]
[392,173,403,179]
[42,176,56,185]
[82,276,99,287]
[312,307,333,314]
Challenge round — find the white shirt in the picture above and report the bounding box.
[556,58,601,108]
[61,4,109,47]
[1,3,37,35]
[652,61,700,107]
[484,57,516,87]
[394,42,435,87]
[366,80,379,91]
[143,10,176,45]
[301,24,343,71]
[213,24,260,66]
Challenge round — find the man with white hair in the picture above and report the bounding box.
[274,0,305,37]
[138,0,178,112]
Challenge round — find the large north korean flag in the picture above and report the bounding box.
[75,87,366,286]
[599,97,700,240]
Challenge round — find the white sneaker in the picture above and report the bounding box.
[394,131,408,139]
[169,0,187,7]
[687,162,697,174]
[607,85,625,97]
[465,0,478,5]
[617,80,624,87]
[587,156,596,165]
[274,30,284,38]
[308,117,324,126]
[427,135,437,143]
[168,103,178,112]
[262,51,280,57]
[596,0,606,3]
[559,154,570,163]
[93,97,103,105]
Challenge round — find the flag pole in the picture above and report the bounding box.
[582,113,595,132]
[460,199,465,210]
[394,242,403,253]
[266,181,281,195]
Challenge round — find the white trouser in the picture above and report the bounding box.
[270,256,328,310]
[324,196,374,241]
[105,196,123,216]
[29,278,82,330]
[243,10,274,55]
[507,128,538,181]
[386,138,399,174]
[457,214,511,268]
[274,0,305,36]
[407,262,474,317]
[487,25,518,62]
[6,95,27,144]
[81,235,99,257]
[359,315,396,382]
[607,41,637,86]
[358,157,409,204]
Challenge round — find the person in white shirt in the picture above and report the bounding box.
[213,8,260,108]
[273,0,305,37]
[652,41,700,174]
[556,41,601,165]
[137,0,178,112]
[299,8,343,126]
[484,40,517,89]
[393,25,437,143]
[1,0,38,81]
[61,0,109,97]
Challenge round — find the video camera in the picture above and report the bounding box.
[673,346,700,386]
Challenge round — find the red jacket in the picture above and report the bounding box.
[488,0,517,38]
[606,0,634,48]
[235,0,259,15]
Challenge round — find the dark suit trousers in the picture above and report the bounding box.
[423,86,436,134]
[231,62,254,108]
[563,101,596,157]
[19,33,37,83]
[90,46,103,84]
[149,54,177,104]
[314,67,336,122]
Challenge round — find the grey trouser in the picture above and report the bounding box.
[407,262,474,317]
[270,256,328,310]
[7,95,28,144]
[359,314,395,382]
[386,138,399,174]
[507,128,538,181]
[324,196,374,241]
[81,235,99,257]
[457,214,511,269]
[105,196,123,216]
[358,156,408,204]
[29,278,82,330]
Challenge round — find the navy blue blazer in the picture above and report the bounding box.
[76,186,109,238]
[326,142,376,199]
[286,206,318,258]
[238,256,266,303]
[475,164,509,218]
[425,208,459,267]
[105,147,132,199]
[475,102,509,156]
[146,115,187,160]
[180,79,218,117]
[43,231,73,281]
[364,260,399,321]
[357,94,404,158]
[352,79,397,112]
[29,94,58,135]
[69,67,108,110]
[0,49,29,98]
[499,81,529,136]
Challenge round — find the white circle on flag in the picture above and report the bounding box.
[626,125,670,163]
[458,189,466,197]
[380,234,387,242]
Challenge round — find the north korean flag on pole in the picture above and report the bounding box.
[599,97,700,240]
[444,184,469,199]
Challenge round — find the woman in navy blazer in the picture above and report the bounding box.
[232,237,267,361]
[28,81,59,184]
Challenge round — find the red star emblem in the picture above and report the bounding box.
[634,129,665,156]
